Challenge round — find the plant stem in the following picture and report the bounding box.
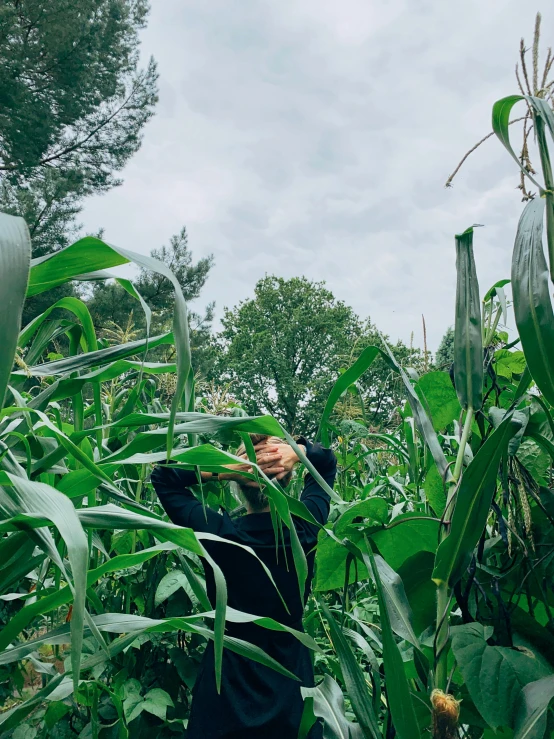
[453,408,474,482]
[435,582,450,691]
[435,407,473,690]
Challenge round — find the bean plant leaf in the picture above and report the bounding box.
[452,623,550,730]
[416,371,461,432]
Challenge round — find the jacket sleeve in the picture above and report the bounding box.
[150,464,226,535]
[296,438,336,527]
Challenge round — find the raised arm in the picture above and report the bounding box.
[150,464,226,534]
[296,437,337,526]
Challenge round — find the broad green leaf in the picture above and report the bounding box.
[0,213,31,408]
[320,601,381,739]
[511,198,554,406]
[423,463,446,516]
[27,237,127,296]
[315,532,368,592]
[372,515,439,571]
[334,498,388,536]
[416,372,461,432]
[301,675,364,739]
[141,688,174,720]
[155,570,191,607]
[319,346,381,446]
[452,623,550,730]
[514,674,554,739]
[494,350,527,382]
[433,413,521,586]
[454,227,483,411]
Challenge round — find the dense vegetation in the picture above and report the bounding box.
[2,12,554,739]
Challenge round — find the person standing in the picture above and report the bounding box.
[151,434,336,738]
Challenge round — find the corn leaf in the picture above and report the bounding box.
[365,547,420,739]
[433,412,521,586]
[0,213,31,408]
[511,198,554,406]
[454,227,483,411]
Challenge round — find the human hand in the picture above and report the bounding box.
[219,444,285,483]
[254,440,305,481]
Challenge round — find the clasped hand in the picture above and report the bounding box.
[219,440,305,483]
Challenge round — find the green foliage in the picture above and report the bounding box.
[0,0,158,257]
[213,275,424,434]
[435,326,454,369]
[4,25,554,739]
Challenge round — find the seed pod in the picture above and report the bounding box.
[454,227,484,411]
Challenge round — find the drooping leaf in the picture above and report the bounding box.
[319,346,381,446]
[380,337,449,481]
[365,547,420,739]
[511,197,554,406]
[301,675,364,739]
[320,601,381,739]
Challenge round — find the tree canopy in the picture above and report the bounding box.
[212,276,424,434]
[0,0,158,256]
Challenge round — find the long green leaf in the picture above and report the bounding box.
[379,337,449,480]
[318,346,381,446]
[433,412,521,586]
[511,197,554,406]
[0,213,31,408]
[320,601,381,739]
[366,547,420,739]
[0,473,87,689]
[454,227,483,411]
[492,95,542,190]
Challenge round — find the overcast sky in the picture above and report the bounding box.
[80,1,549,350]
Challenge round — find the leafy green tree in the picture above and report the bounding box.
[0,0,158,256]
[436,326,455,369]
[213,277,360,433]
[87,227,215,373]
[212,276,422,434]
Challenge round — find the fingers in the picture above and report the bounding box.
[261,464,285,476]
[253,442,280,452]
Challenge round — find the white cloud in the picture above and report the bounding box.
[80,0,546,349]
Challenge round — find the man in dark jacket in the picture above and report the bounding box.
[151,434,336,739]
